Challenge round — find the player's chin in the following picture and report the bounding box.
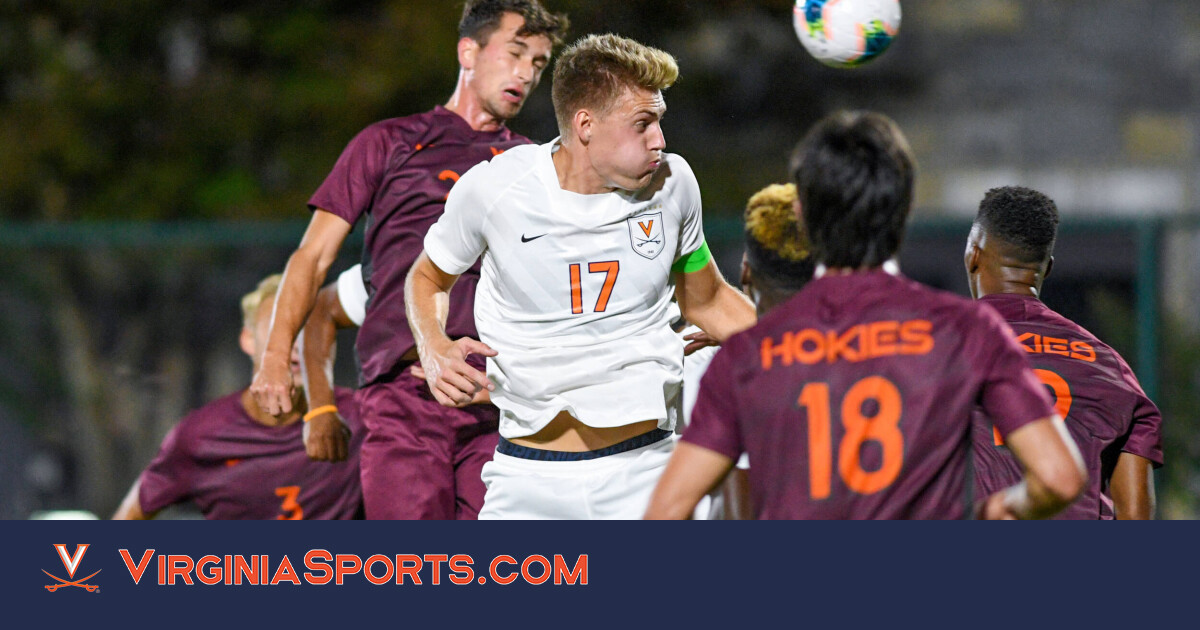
[491,98,524,119]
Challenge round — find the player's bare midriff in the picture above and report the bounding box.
[507,411,660,452]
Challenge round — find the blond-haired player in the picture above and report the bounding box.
[114,275,363,520]
[406,34,756,519]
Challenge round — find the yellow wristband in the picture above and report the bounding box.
[303,405,339,423]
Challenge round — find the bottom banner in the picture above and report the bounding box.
[4,521,1195,627]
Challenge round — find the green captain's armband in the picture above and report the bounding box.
[671,241,711,274]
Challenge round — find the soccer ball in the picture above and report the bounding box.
[793,0,901,68]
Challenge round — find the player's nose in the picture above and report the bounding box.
[648,124,666,152]
[515,57,534,84]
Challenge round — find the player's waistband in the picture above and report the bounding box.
[497,428,672,462]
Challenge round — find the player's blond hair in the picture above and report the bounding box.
[551,33,679,135]
[745,183,810,263]
[240,274,282,330]
[744,183,814,289]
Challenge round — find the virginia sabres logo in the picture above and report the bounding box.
[43,544,100,593]
[627,210,664,260]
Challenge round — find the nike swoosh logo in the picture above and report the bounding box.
[521,233,547,243]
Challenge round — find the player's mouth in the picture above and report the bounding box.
[501,86,525,104]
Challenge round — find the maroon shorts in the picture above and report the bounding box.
[355,365,499,520]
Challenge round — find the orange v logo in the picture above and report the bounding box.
[638,220,654,237]
[54,544,89,578]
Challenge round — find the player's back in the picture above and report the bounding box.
[685,268,1053,519]
[972,294,1163,519]
[139,388,365,520]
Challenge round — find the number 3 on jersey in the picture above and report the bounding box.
[992,368,1072,446]
[569,261,619,314]
[798,376,905,500]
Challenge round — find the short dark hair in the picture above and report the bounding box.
[744,183,814,290]
[789,111,916,268]
[975,186,1059,264]
[458,0,569,48]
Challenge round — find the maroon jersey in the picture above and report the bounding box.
[138,388,364,520]
[683,269,1055,519]
[309,106,531,386]
[972,294,1163,519]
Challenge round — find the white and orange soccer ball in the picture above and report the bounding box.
[793,0,901,68]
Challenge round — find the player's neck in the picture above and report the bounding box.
[815,259,900,278]
[975,264,1042,300]
[445,81,507,133]
[240,389,304,428]
[551,140,615,195]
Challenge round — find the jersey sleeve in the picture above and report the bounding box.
[423,161,491,275]
[1117,366,1164,467]
[668,155,708,271]
[137,421,196,514]
[308,122,408,225]
[680,341,744,461]
[973,308,1057,439]
[336,264,368,327]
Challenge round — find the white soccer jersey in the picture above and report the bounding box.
[424,139,707,439]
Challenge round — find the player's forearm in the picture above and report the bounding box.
[405,253,456,359]
[112,480,154,520]
[684,284,755,342]
[265,212,352,365]
[264,249,326,363]
[716,467,754,520]
[645,442,734,520]
[300,284,342,410]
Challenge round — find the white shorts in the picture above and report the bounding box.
[478,430,675,520]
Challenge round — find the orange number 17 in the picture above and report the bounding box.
[798,376,905,500]
[569,261,620,314]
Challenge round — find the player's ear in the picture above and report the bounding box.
[458,36,479,70]
[1044,255,1054,280]
[965,243,981,274]
[239,327,255,359]
[574,109,592,144]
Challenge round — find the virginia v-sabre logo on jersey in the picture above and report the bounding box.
[43,544,101,593]
[628,211,664,260]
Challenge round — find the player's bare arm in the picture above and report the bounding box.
[674,259,756,343]
[405,251,496,407]
[1111,452,1155,520]
[715,468,754,520]
[251,210,352,416]
[298,280,355,462]
[981,416,1086,519]
[111,478,156,520]
[644,441,734,519]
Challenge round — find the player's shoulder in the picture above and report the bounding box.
[355,111,437,147]
[484,140,542,169]
[170,390,247,450]
[661,153,699,189]
[456,141,543,193]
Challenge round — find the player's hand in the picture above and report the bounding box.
[682,330,720,356]
[251,351,296,416]
[303,409,351,462]
[977,491,1020,520]
[411,364,492,405]
[419,337,497,408]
